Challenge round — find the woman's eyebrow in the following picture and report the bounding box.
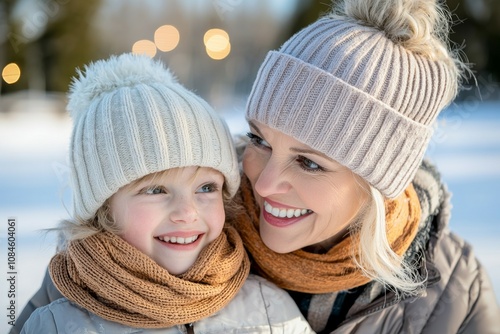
[290,147,330,160]
[248,121,264,137]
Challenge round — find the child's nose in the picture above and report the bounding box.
[169,197,198,224]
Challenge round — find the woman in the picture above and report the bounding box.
[232,0,500,332]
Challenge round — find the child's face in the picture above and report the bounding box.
[109,166,226,275]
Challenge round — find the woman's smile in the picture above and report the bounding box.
[261,199,313,227]
[263,200,312,218]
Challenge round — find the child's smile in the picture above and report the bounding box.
[155,232,204,250]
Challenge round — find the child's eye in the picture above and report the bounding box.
[246,132,271,149]
[197,182,219,193]
[297,156,324,172]
[143,186,166,195]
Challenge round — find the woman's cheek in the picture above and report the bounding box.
[242,147,263,180]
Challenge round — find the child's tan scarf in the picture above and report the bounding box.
[49,227,250,328]
[233,176,421,294]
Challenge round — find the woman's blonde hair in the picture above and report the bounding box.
[351,186,424,296]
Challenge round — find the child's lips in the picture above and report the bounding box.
[155,231,205,248]
[156,234,199,245]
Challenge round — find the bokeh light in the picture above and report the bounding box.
[203,28,229,45]
[206,42,231,60]
[206,35,229,52]
[132,40,157,58]
[204,28,231,60]
[2,63,21,84]
[154,25,180,52]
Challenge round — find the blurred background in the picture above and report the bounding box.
[1,0,499,332]
[2,0,500,102]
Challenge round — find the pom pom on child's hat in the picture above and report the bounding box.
[68,53,239,220]
[67,54,179,122]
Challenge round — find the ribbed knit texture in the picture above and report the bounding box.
[67,54,239,220]
[49,227,250,328]
[246,18,455,198]
[232,176,421,294]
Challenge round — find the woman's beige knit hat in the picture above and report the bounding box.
[68,53,240,220]
[246,17,457,198]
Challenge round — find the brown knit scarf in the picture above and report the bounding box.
[49,226,250,328]
[232,176,421,294]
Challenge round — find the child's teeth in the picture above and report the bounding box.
[159,235,199,244]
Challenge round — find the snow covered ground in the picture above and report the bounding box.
[0,97,499,332]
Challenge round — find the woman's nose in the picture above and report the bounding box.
[169,197,198,224]
[253,158,291,197]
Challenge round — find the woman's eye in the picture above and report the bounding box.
[144,186,165,195]
[246,132,271,149]
[297,156,324,172]
[197,182,219,193]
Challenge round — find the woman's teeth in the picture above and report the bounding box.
[157,235,199,244]
[264,201,311,218]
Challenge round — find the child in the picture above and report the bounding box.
[20,54,314,333]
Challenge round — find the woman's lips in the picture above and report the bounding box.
[261,199,312,227]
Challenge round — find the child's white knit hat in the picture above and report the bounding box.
[246,17,457,198]
[68,53,239,220]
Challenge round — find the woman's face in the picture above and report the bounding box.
[243,121,370,253]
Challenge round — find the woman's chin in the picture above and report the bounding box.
[263,241,293,254]
[260,228,301,254]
